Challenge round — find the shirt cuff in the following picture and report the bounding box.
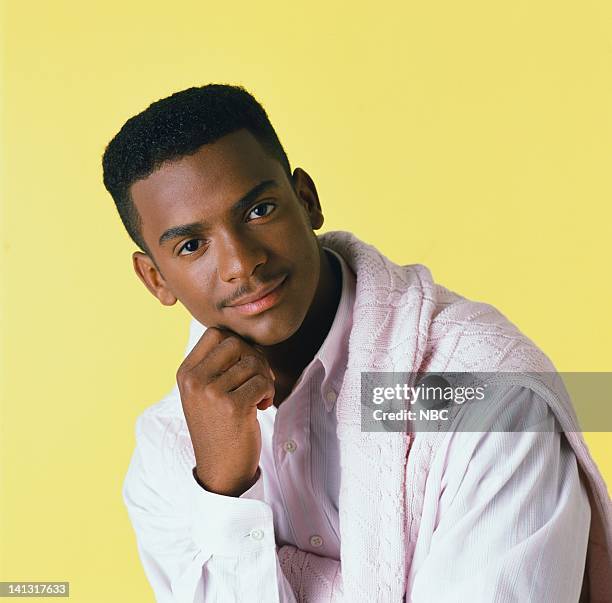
[188,466,274,556]
[239,466,266,501]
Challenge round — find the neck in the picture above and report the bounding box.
[263,246,342,381]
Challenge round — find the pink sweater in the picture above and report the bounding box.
[307,230,611,601]
[125,229,611,601]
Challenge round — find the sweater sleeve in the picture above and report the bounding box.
[122,409,344,602]
[407,385,591,603]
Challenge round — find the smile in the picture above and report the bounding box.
[228,274,289,316]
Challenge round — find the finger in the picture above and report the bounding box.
[179,326,230,373]
[213,354,268,392]
[202,335,267,381]
[257,397,274,411]
[251,343,275,381]
[229,373,275,409]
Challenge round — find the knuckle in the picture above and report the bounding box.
[176,360,189,378]
[225,398,244,417]
[177,370,198,393]
[223,336,241,354]
[250,373,267,390]
[175,364,187,382]
[241,354,260,370]
[250,346,266,361]
[207,326,226,341]
[203,381,224,403]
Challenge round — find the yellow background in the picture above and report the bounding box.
[1,1,610,600]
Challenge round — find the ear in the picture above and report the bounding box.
[132,252,177,306]
[292,168,324,230]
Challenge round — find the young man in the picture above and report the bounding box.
[102,84,611,602]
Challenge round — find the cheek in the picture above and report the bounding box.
[173,269,218,312]
[284,216,319,253]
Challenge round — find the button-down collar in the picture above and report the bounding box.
[280,246,356,413]
[317,247,356,411]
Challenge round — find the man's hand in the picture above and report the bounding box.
[176,327,276,497]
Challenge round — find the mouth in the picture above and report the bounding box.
[227,274,289,316]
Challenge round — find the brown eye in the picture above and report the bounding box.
[178,239,203,256]
[247,202,276,220]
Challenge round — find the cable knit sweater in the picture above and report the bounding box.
[125,229,611,601]
[313,230,611,602]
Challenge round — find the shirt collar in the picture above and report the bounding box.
[317,246,356,411]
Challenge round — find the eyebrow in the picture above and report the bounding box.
[158,179,280,247]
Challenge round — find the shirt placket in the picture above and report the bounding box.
[273,362,336,556]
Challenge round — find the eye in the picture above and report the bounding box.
[177,239,204,256]
[247,202,276,220]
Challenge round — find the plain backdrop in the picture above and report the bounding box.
[1,1,611,600]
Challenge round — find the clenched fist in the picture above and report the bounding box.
[176,326,276,497]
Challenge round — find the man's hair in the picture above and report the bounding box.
[101,83,292,256]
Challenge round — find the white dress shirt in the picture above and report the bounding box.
[122,247,591,602]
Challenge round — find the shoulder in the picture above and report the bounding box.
[431,385,581,497]
[420,280,556,373]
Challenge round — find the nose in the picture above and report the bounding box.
[216,229,267,282]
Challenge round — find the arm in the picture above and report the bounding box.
[123,410,343,602]
[407,386,591,602]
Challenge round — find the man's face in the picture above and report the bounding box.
[129,129,325,346]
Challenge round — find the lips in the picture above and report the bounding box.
[229,274,288,314]
[228,274,288,307]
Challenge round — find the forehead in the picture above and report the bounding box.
[130,129,286,244]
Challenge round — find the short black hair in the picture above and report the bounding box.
[101,83,292,257]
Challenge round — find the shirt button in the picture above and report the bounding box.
[250,528,264,541]
[283,440,297,453]
[309,535,323,548]
[325,390,337,403]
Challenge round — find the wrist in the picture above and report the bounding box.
[193,466,260,497]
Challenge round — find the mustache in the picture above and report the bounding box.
[217,271,288,310]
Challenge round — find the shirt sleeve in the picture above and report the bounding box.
[407,385,591,603]
[191,471,344,601]
[122,409,343,602]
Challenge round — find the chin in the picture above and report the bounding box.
[238,312,303,347]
